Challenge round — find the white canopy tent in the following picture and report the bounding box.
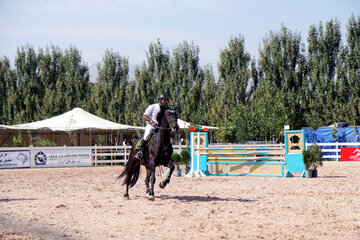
[3,108,144,131]
[0,108,144,146]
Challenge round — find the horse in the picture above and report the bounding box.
[118,108,179,200]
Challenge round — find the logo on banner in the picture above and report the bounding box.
[34,151,47,165]
[341,147,360,161]
[353,149,360,157]
[17,153,28,165]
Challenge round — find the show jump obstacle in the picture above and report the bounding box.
[186,130,306,178]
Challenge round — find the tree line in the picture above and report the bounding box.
[0,15,359,143]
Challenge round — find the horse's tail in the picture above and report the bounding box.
[117,142,140,188]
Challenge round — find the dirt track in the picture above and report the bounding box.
[1,161,360,240]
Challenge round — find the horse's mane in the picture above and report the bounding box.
[152,109,172,147]
[156,106,166,126]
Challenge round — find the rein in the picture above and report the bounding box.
[155,126,173,130]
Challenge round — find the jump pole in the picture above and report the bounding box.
[194,131,206,177]
[185,130,196,177]
[186,131,206,177]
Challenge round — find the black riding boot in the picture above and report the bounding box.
[135,139,148,160]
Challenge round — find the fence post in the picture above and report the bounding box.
[124,146,127,164]
[111,147,113,166]
[94,145,97,166]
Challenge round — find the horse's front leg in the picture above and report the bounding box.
[147,163,156,201]
[159,160,175,189]
[145,167,150,194]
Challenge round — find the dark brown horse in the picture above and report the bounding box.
[118,108,179,200]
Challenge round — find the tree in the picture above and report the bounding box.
[227,104,250,143]
[91,49,129,123]
[198,64,218,126]
[123,81,138,125]
[38,45,64,118]
[344,14,360,126]
[0,57,16,124]
[61,45,89,111]
[250,81,286,140]
[306,19,342,127]
[15,44,42,123]
[218,35,251,122]
[258,25,306,130]
[171,41,203,122]
[135,40,172,125]
[134,62,153,124]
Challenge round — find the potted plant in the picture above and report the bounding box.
[180,149,191,174]
[302,149,313,178]
[171,152,182,177]
[302,143,323,178]
[309,143,323,177]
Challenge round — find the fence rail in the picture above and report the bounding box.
[0,144,189,167]
[2,142,359,166]
[211,142,360,162]
[209,143,284,148]
[81,144,189,165]
[306,142,360,161]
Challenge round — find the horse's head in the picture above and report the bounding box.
[164,108,179,133]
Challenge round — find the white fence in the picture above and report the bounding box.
[306,142,360,161]
[93,144,189,165]
[93,145,130,166]
[2,142,357,168]
[1,145,189,168]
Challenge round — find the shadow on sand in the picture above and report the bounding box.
[0,198,37,203]
[159,195,257,203]
[320,175,347,179]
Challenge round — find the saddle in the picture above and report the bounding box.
[135,133,155,150]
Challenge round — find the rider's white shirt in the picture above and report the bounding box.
[144,103,161,125]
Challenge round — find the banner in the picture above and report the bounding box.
[30,148,92,168]
[0,151,31,169]
[340,147,360,161]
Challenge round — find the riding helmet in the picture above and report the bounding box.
[158,94,169,100]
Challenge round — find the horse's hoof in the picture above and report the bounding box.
[147,195,155,201]
[124,193,130,200]
[159,182,165,189]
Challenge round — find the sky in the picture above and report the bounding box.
[0,0,359,76]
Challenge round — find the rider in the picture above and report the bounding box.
[135,94,169,160]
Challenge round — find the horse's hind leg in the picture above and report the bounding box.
[124,184,130,199]
[159,161,175,189]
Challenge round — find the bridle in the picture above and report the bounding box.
[156,109,178,131]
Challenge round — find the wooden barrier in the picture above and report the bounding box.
[197,146,285,177]
[186,131,305,177]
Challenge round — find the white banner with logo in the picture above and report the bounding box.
[30,148,92,168]
[0,151,31,169]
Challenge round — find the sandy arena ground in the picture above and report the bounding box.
[1,161,360,240]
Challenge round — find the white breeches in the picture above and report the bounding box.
[143,124,155,141]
